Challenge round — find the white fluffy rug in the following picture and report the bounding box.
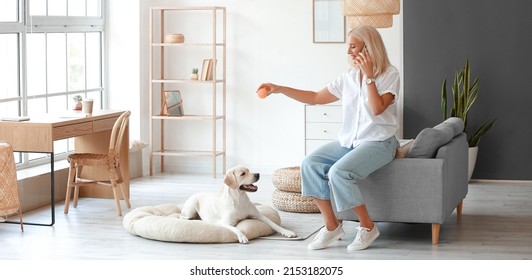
[123,203,280,243]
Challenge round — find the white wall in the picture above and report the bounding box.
[109,0,403,176]
[106,0,141,139]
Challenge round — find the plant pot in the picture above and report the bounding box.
[73,101,82,110]
[468,146,478,181]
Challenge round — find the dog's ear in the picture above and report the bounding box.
[224,171,238,189]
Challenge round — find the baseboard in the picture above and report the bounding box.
[469,179,532,184]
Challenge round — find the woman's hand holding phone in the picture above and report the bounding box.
[357,45,374,78]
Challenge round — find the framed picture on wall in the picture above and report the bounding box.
[313,0,346,43]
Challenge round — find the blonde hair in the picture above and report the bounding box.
[348,25,391,76]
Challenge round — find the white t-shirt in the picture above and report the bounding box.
[326,65,400,148]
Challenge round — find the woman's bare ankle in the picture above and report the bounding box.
[360,222,375,230]
[325,221,342,231]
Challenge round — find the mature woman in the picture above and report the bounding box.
[258,25,400,251]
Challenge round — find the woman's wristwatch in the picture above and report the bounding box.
[365,77,376,85]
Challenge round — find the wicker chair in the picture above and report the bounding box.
[0,142,24,231]
[64,111,131,216]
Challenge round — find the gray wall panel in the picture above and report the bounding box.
[403,0,532,180]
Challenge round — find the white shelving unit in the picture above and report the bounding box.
[148,6,226,177]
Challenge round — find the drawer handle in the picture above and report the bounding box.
[323,130,328,133]
[323,113,327,116]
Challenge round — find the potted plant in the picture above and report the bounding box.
[190,68,199,80]
[72,95,83,110]
[441,59,496,180]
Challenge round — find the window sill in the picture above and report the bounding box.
[17,160,70,180]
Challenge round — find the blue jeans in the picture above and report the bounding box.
[301,136,398,212]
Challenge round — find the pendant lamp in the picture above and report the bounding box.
[341,0,400,29]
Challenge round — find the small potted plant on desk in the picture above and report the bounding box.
[72,95,83,110]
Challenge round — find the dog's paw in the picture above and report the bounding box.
[281,229,297,238]
[236,233,249,244]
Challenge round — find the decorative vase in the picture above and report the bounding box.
[190,73,198,80]
[468,146,478,181]
[73,101,82,110]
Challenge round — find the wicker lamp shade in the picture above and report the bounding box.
[347,14,393,29]
[341,0,400,29]
[0,142,23,230]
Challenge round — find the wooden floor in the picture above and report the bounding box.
[1,173,532,260]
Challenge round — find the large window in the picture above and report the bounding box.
[0,0,105,168]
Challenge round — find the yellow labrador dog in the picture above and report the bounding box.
[180,165,297,243]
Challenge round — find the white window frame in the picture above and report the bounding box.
[0,0,106,170]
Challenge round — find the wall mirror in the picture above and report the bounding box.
[313,0,345,43]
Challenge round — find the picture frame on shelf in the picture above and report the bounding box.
[160,90,184,116]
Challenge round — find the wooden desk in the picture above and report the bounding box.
[0,110,129,225]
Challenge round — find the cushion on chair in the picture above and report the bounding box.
[123,203,279,243]
[407,117,464,158]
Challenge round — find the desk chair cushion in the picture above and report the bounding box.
[123,203,279,243]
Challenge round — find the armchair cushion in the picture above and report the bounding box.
[407,117,464,158]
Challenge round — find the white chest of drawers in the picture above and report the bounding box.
[304,103,342,155]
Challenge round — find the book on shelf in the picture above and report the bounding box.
[201,58,216,81]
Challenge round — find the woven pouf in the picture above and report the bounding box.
[272,166,302,193]
[272,189,319,213]
[271,166,319,213]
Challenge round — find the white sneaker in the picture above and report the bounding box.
[308,224,345,250]
[347,223,380,251]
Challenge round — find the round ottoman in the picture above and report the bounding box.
[271,167,319,213]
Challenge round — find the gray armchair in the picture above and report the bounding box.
[331,119,468,244]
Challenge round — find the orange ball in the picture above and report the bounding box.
[257,87,270,99]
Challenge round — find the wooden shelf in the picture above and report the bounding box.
[152,149,225,157]
[148,6,226,178]
[151,79,224,84]
[152,115,224,121]
[151,43,225,47]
